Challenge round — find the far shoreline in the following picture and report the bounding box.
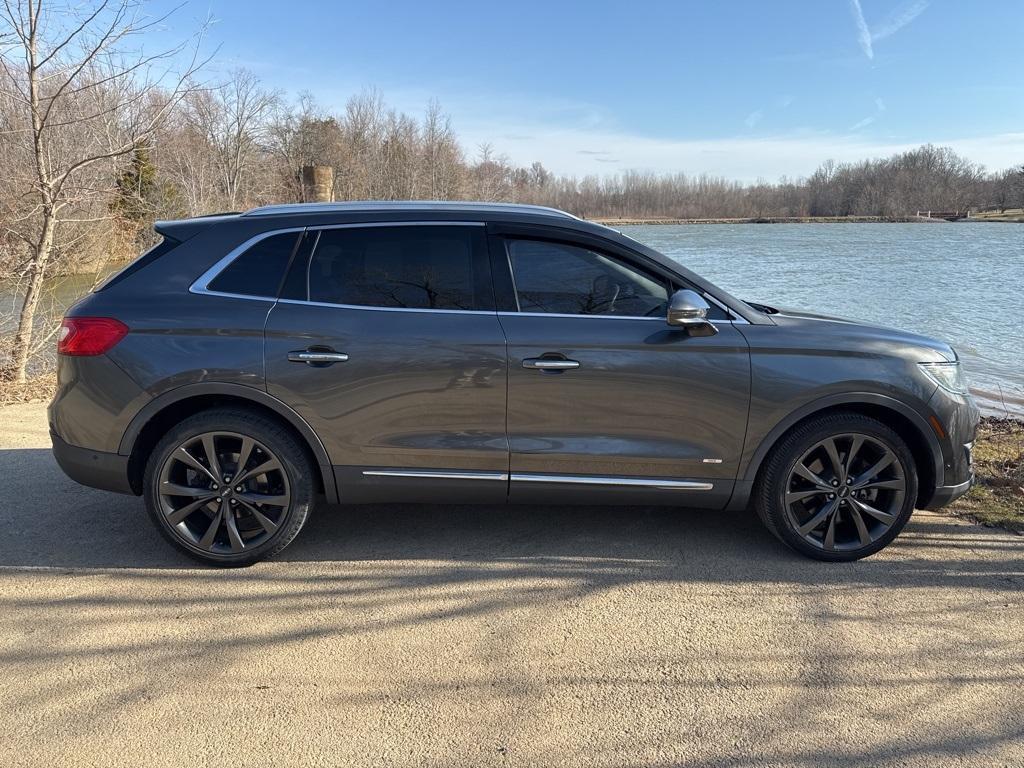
[592,214,1024,226]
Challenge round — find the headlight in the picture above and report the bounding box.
[918,361,969,395]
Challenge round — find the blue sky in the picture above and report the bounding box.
[156,0,1023,180]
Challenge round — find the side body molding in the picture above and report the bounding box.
[118,382,339,504]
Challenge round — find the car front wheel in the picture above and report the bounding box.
[144,408,315,566]
[755,412,918,561]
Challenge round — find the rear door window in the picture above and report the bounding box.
[304,225,491,311]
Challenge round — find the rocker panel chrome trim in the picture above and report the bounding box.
[362,469,509,482]
[510,473,714,490]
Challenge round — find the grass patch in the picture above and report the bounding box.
[0,372,56,406]
[971,208,1024,222]
[948,417,1024,533]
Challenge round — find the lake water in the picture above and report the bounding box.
[0,270,109,376]
[2,222,1022,415]
[622,222,1023,417]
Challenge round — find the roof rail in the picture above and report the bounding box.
[241,200,579,220]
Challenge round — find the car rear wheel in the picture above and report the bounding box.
[144,408,315,566]
[755,412,918,561]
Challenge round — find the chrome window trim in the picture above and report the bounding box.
[279,298,498,316]
[190,289,278,303]
[497,311,741,326]
[511,473,714,490]
[363,469,509,481]
[499,310,659,322]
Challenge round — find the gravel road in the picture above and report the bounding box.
[1,402,1022,767]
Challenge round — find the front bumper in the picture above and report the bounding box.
[922,385,980,509]
[51,430,133,495]
[921,473,974,510]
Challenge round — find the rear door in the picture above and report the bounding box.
[264,222,509,503]
[491,227,751,508]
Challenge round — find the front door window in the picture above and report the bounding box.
[506,238,669,318]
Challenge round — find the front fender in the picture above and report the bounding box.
[726,391,944,512]
[738,391,943,484]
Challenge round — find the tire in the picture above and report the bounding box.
[143,408,315,566]
[754,412,918,562]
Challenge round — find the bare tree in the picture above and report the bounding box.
[1007,166,1024,210]
[468,143,512,201]
[265,92,343,202]
[420,99,462,199]
[181,69,278,210]
[0,0,207,382]
[341,90,386,199]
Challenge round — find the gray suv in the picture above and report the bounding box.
[49,202,978,565]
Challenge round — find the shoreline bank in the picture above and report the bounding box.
[594,215,1023,225]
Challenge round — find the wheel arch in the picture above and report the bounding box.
[120,383,338,503]
[735,393,942,510]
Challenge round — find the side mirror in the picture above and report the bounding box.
[667,289,718,336]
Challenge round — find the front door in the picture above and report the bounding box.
[494,234,751,507]
[264,223,509,503]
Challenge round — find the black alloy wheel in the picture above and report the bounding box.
[144,409,314,566]
[755,413,918,561]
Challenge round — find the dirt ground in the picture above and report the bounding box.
[1,402,1022,767]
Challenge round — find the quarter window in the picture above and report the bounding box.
[208,231,300,297]
[506,239,669,317]
[306,226,488,310]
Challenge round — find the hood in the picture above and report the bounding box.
[770,306,956,363]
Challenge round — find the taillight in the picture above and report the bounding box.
[58,317,129,356]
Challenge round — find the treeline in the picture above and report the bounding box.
[3,70,1023,277]
[109,80,1024,229]
[546,147,1024,220]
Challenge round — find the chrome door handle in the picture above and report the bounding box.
[522,357,580,371]
[288,350,349,365]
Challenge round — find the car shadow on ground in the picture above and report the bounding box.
[0,447,1021,593]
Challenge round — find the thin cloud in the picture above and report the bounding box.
[849,0,875,59]
[850,116,876,131]
[875,97,887,111]
[873,0,930,41]
[453,115,1024,181]
[745,110,764,128]
[849,0,930,60]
